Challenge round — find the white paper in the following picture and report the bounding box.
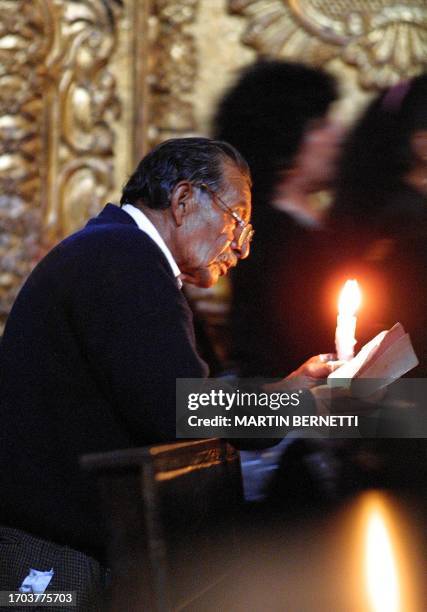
[328,322,419,397]
[19,568,54,594]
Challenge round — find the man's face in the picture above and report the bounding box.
[177,162,252,288]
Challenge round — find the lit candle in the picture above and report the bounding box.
[335,279,361,361]
[356,492,419,612]
[365,505,400,612]
[326,491,420,612]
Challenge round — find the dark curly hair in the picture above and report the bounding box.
[213,60,337,207]
[330,73,427,233]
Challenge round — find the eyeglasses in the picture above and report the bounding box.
[199,183,254,250]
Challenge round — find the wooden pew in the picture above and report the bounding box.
[81,438,243,611]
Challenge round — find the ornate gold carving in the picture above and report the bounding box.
[0,0,203,331]
[341,3,427,87]
[229,0,427,88]
[43,0,122,241]
[0,0,47,326]
[146,0,200,147]
[0,0,122,330]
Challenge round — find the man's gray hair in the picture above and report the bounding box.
[120,137,251,209]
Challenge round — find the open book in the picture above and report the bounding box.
[328,323,419,398]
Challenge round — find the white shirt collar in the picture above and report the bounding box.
[121,203,182,288]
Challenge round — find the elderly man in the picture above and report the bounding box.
[0,139,331,595]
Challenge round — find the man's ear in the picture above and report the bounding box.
[170,182,194,226]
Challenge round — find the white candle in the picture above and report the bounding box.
[335,279,361,361]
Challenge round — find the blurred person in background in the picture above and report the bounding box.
[213,60,342,377]
[328,73,427,375]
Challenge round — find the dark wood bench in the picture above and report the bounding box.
[81,438,243,611]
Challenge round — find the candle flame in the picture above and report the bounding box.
[365,506,400,612]
[338,279,361,316]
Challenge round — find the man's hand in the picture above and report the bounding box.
[285,354,337,390]
[263,354,337,393]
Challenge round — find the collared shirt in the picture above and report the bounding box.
[121,203,182,289]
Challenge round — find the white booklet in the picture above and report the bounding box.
[328,322,419,398]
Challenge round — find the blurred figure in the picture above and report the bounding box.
[329,73,427,374]
[214,60,341,376]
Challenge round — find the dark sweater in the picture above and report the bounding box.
[0,204,208,558]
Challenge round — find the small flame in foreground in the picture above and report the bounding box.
[338,279,361,316]
[365,507,400,612]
